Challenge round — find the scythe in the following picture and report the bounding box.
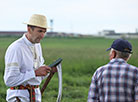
[41,58,62,102]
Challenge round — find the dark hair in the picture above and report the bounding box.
[27,25,37,30]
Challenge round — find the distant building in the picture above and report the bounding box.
[1,30,138,39]
[98,30,115,36]
[0,31,83,37]
[0,31,26,36]
[99,30,138,39]
[105,32,138,39]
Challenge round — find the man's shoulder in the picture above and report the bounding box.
[96,64,108,72]
[7,38,25,51]
[93,64,108,77]
[127,64,138,71]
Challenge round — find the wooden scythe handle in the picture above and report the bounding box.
[41,72,55,94]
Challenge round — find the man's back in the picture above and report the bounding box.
[88,58,138,102]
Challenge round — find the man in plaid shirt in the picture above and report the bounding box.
[88,39,138,102]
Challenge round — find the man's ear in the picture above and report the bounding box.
[27,27,32,34]
[110,50,116,60]
[112,50,116,58]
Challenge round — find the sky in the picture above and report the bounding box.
[0,0,138,35]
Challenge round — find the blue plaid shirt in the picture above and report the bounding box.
[88,58,138,102]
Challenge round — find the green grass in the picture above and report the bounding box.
[0,37,138,102]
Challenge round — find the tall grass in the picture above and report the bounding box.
[0,37,138,102]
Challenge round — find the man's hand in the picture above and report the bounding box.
[51,67,57,73]
[35,66,51,76]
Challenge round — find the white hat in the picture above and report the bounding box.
[24,14,50,29]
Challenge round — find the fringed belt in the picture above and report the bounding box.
[10,85,39,102]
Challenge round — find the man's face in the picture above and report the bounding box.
[28,27,47,43]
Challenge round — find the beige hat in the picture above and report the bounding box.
[24,14,50,29]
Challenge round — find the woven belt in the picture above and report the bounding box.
[10,85,39,102]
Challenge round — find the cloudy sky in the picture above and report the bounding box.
[0,0,138,35]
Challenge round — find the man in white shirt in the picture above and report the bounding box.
[4,14,56,102]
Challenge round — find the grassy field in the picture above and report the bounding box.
[0,37,138,102]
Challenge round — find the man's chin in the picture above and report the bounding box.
[35,41,40,43]
[35,39,41,43]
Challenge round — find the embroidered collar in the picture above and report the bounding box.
[22,33,35,47]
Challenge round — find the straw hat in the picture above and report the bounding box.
[24,14,50,29]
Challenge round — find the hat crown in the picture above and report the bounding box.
[25,14,49,29]
[111,39,132,53]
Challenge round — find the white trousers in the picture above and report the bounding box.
[6,88,41,102]
[8,97,29,102]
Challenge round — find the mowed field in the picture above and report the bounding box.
[0,37,138,102]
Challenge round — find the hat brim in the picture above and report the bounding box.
[23,22,51,29]
[106,47,111,51]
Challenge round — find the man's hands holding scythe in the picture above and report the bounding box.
[35,66,57,76]
[35,58,63,76]
[40,58,62,94]
[35,58,62,102]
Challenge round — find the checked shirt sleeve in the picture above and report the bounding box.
[135,69,138,101]
[88,71,99,102]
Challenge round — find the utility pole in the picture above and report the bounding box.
[50,19,54,32]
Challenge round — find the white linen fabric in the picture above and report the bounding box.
[4,34,48,102]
